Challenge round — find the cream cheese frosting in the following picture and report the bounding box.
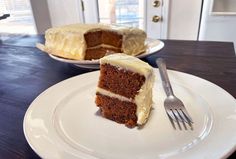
[36,23,146,60]
[98,53,155,125]
[100,53,153,78]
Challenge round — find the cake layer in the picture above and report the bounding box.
[85,47,121,60]
[84,30,102,47]
[37,23,146,60]
[100,53,153,78]
[84,30,123,48]
[96,93,137,127]
[98,64,145,99]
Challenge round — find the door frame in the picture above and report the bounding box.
[145,0,169,39]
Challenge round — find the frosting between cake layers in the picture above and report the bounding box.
[96,87,132,103]
[98,53,155,125]
[87,44,120,50]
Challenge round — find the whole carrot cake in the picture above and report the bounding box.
[95,53,154,127]
[37,23,146,60]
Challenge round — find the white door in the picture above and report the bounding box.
[82,0,169,39]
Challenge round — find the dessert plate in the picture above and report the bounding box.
[48,39,164,69]
[23,69,236,159]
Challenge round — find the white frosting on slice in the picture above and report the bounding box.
[98,54,155,125]
[100,53,153,78]
[135,74,154,125]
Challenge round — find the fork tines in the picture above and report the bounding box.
[166,108,193,130]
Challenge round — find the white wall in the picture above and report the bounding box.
[31,0,84,34]
[47,0,83,27]
[167,0,202,40]
[30,0,52,34]
[83,0,99,23]
[199,0,236,52]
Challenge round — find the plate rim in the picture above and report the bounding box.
[48,39,164,65]
[23,69,236,159]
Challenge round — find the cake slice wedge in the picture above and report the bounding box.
[95,53,155,127]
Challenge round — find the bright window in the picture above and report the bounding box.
[98,0,144,29]
[0,0,36,34]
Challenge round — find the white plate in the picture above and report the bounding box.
[49,39,164,69]
[23,69,236,159]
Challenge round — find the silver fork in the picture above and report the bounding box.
[156,58,193,130]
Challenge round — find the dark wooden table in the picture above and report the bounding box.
[0,35,235,159]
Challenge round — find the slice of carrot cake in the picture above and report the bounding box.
[95,53,154,127]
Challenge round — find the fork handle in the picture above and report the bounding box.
[156,58,174,97]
